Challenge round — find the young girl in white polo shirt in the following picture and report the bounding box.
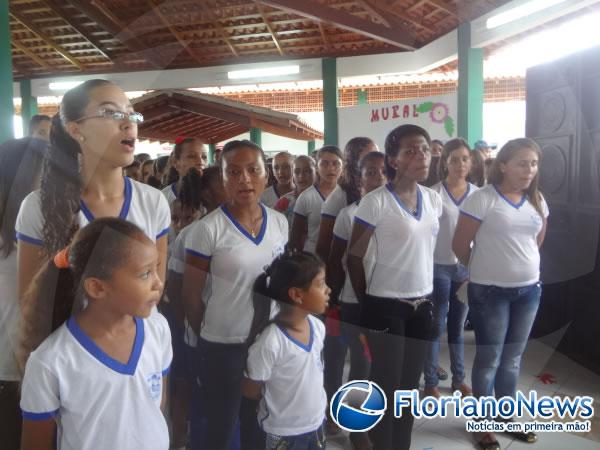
[16,80,171,359]
[20,218,171,450]
[424,138,478,398]
[348,124,441,450]
[453,138,548,450]
[290,146,343,252]
[183,140,288,450]
[243,251,330,450]
[261,151,295,208]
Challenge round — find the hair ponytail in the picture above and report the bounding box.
[247,272,274,347]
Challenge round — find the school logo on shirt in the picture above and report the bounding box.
[431,222,440,237]
[530,213,543,228]
[146,372,162,401]
[272,242,285,258]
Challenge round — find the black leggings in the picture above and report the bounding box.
[361,295,434,450]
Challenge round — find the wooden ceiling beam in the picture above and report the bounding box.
[426,0,457,17]
[39,0,113,61]
[254,1,284,55]
[259,0,416,50]
[71,0,166,68]
[147,0,206,64]
[10,8,84,69]
[317,22,331,51]
[170,97,252,126]
[355,0,391,27]
[197,0,239,57]
[139,104,178,122]
[11,41,51,69]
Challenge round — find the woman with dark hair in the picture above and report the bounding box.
[468,148,486,187]
[290,145,343,252]
[16,80,170,360]
[424,138,477,398]
[273,155,316,230]
[161,138,208,207]
[183,140,288,450]
[348,124,441,450]
[315,137,377,263]
[453,138,548,450]
[0,138,46,450]
[260,151,295,208]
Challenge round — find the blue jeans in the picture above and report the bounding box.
[265,424,326,450]
[468,282,542,399]
[424,264,469,388]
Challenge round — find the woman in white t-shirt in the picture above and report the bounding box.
[424,138,478,398]
[16,80,170,361]
[161,137,209,207]
[315,137,377,263]
[243,251,330,450]
[290,146,343,252]
[348,124,441,450]
[0,138,45,450]
[274,155,316,230]
[20,218,171,450]
[261,151,295,208]
[183,140,288,450]
[453,138,549,450]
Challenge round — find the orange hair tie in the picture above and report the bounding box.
[53,247,70,269]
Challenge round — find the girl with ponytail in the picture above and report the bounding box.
[15,79,171,362]
[243,251,330,450]
[20,218,171,450]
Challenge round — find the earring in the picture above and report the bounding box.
[80,136,85,142]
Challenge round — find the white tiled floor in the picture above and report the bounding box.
[327,328,600,450]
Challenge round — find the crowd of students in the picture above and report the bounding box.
[0,79,548,450]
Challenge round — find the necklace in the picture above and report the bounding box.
[243,214,263,238]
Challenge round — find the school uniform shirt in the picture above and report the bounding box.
[161,182,178,207]
[354,184,443,299]
[261,185,281,209]
[332,202,373,305]
[293,185,327,253]
[321,184,348,219]
[246,315,326,436]
[184,204,288,344]
[431,181,478,265]
[274,191,299,230]
[20,309,172,450]
[168,223,195,275]
[0,251,19,381]
[16,177,171,246]
[460,184,549,288]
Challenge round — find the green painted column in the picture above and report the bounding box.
[0,0,14,143]
[322,58,338,147]
[357,89,368,105]
[457,22,484,147]
[20,79,38,136]
[208,143,216,165]
[250,127,262,147]
[308,140,316,155]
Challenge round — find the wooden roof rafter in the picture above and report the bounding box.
[10,7,84,70]
[39,0,113,61]
[254,1,284,55]
[11,40,51,69]
[197,0,239,57]
[147,0,205,64]
[259,0,417,50]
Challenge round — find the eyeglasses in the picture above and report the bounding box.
[75,107,144,124]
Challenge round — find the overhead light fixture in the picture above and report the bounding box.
[227,65,300,80]
[48,81,84,91]
[486,0,567,29]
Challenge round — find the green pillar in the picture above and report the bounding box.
[250,127,262,147]
[308,140,316,155]
[322,58,338,147]
[457,22,483,147]
[20,79,38,136]
[357,89,368,105]
[208,143,216,165]
[0,0,14,143]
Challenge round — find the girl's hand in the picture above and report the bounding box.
[241,377,263,400]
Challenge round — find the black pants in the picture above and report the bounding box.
[0,381,21,450]
[198,340,261,450]
[361,295,434,450]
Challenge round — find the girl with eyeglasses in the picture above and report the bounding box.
[16,80,171,363]
[348,124,441,450]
